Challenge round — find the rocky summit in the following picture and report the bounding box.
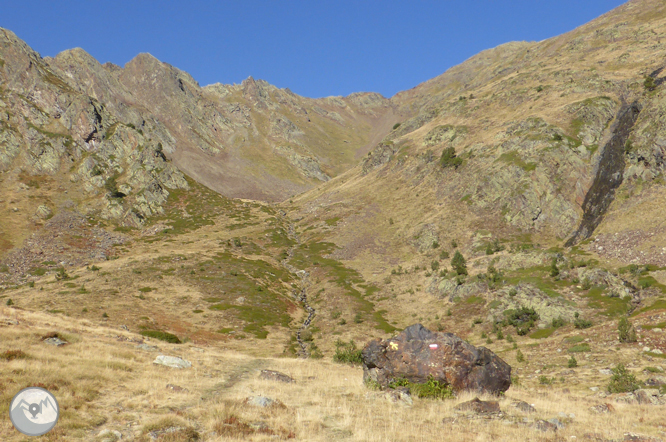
[362,324,511,394]
[2,1,666,441]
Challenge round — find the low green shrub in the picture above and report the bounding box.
[333,339,363,365]
[618,317,637,343]
[568,356,578,368]
[607,364,642,393]
[140,330,182,344]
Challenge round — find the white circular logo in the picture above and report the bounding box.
[9,387,59,436]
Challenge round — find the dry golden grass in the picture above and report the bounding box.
[1,305,665,441]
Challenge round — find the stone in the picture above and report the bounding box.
[98,429,122,440]
[547,418,565,429]
[34,205,52,220]
[623,433,664,442]
[599,368,613,375]
[166,384,188,393]
[362,324,511,394]
[634,389,663,405]
[43,337,67,346]
[645,377,666,387]
[590,403,614,414]
[137,344,159,352]
[259,369,295,383]
[384,387,413,406]
[153,355,191,369]
[511,400,536,413]
[534,419,558,432]
[454,397,501,415]
[245,396,276,408]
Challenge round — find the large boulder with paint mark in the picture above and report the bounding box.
[362,324,511,394]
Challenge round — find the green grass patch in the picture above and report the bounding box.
[585,285,629,316]
[30,267,47,276]
[139,330,181,344]
[465,295,485,304]
[568,343,591,353]
[324,217,341,226]
[216,328,234,334]
[631,299,666,317]
[644,351,666,359]
[488,300,501,309]
[564,336,585,343]
[138,287,153,293]
[208,303,291,339]
[641,321,666,330]
[529,328,556,339]
[496,150,537,172]
[289,240,396,333]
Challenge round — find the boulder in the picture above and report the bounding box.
[362,324,511,394]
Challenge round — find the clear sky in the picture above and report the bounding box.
[1,1,627,98]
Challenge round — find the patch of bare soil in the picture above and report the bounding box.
[0,211,126,286]
[592,228,666,266]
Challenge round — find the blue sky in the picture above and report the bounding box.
[1,1,626,98]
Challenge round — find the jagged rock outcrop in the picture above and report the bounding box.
[362,324,511,394]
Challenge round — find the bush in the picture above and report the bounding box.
[618,317,637,343]
[333,339,363,365]
[539,375,554,385]
[55,267,70,281]
[451,250,468,276]
[390,376,454,399]
[550,258,560,277]
[431,261,439,271]
[568,356,578,368]
[411,376,455,399]
[551,317,567,328]
[607,364,642,393]
[503,306,539,335]
[392,122,401,130]
[516,349,525,363]
[140,330,182,344]
[439,250,450,260]
[440,147,463,169]
[574,317,593,329]
[644,76,656,91]
[6,299,13,306]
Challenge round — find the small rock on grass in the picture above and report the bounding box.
[511,400,536,413]
[153,355,191,369]
[166,384,188,393]
[244,396,285,408]
[590,403,614,414]
[384,387,413,406]
[137,343,159,352]
[98,429,122,441]
[43,337,67,346]
[623,433,664,442]
[259,369,295,383]
[454,397,501,415]
[533,419,558,432]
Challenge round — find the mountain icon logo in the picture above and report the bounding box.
[9,387,59,436]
